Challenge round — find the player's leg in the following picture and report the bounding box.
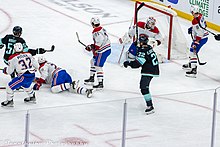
[21,73,36,103]
[140,76,154,114]
[1,76,23,107]
[93,49,111,89]
[84,58,96,85]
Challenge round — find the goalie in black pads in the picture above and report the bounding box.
[123,34,159,114]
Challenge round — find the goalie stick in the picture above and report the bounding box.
[76,32,87,47]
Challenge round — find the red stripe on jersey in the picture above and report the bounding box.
[92,26,102,33]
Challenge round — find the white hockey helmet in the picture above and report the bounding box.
[190,5,199,14]
[90,17,100,26]
[38,56,47,64]
[14,42,23,52]
[146,17,156,29]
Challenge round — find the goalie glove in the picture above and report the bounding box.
[119,32,131,45]
[85,44,95,51]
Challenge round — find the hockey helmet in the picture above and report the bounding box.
[90,17,100,26]
[190,5,199,14]
[13,26,22,36]
[139,34,149,45]
[14,43,23,53]
[38,56,47,64]
[146,17,156,29]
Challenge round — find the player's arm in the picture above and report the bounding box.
[33,66,48,90]
[28,48,46,56]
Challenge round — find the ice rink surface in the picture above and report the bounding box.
[0,0,220,146]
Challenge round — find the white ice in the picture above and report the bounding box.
[0,0,220,147]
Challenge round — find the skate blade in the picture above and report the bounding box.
[185,74,196,78]
[24,101,36,104]
[1,105,14,107]
[93,88,103,91]
[84,82,94,85]
[145,110,155,115]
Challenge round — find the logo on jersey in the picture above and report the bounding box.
[168,0,178,4]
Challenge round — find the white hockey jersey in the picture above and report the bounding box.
[191,13,209,41]
[6,52,38,75]
[39,62,61,84]
[92,26,111,53]
[128,21,162,44]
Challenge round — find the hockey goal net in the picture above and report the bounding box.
[134,1,188,60]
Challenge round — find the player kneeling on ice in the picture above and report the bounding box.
[1,43,39,107]
[123,34,159,114]
[33,56,93,98]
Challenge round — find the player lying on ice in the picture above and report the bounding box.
[33,56,93,98]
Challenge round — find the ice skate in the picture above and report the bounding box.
[1,99,14,107]
[182,63,191,70]
[185,67,197,78]
[86,89,93,98]
[24,93,36,103]
[93,80,103,90]
[84,76,95,85]
[71,80,79,90]
[145,106,155,115]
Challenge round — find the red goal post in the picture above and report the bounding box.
[134,1,188,60]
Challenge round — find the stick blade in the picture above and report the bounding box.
[214,34,220,41]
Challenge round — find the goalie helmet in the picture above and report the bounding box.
[13,26,22,36]
[38,56,47,64]
[14,43,23,53]
[190,5,199,14]
[146,17,156,29]
[139,34,149,45]
[90,17,100,26]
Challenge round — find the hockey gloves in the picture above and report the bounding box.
[85,44,95,51]
[0,44,4,49]
[2,67,7,74]
[33,83,41,90]
[33,78,45,90]
[188,27,192,34]
[123,61,130,68]
[37,48,46,54]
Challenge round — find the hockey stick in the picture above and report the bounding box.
[76,32,87,47]
[195,17,220,41]
[190,33,207,65]
[118,18,134,64]
[0,86,6,89]
[135,2,145,42]
[45,45,55,52]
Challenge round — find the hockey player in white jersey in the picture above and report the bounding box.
[84,17,111,89]
[182,5,209,78]
[119,17,162,62]
[1,43,39,107]
[33,56,93,98]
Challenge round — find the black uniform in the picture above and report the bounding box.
[0,34,41,65]
[125,44,159,107]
